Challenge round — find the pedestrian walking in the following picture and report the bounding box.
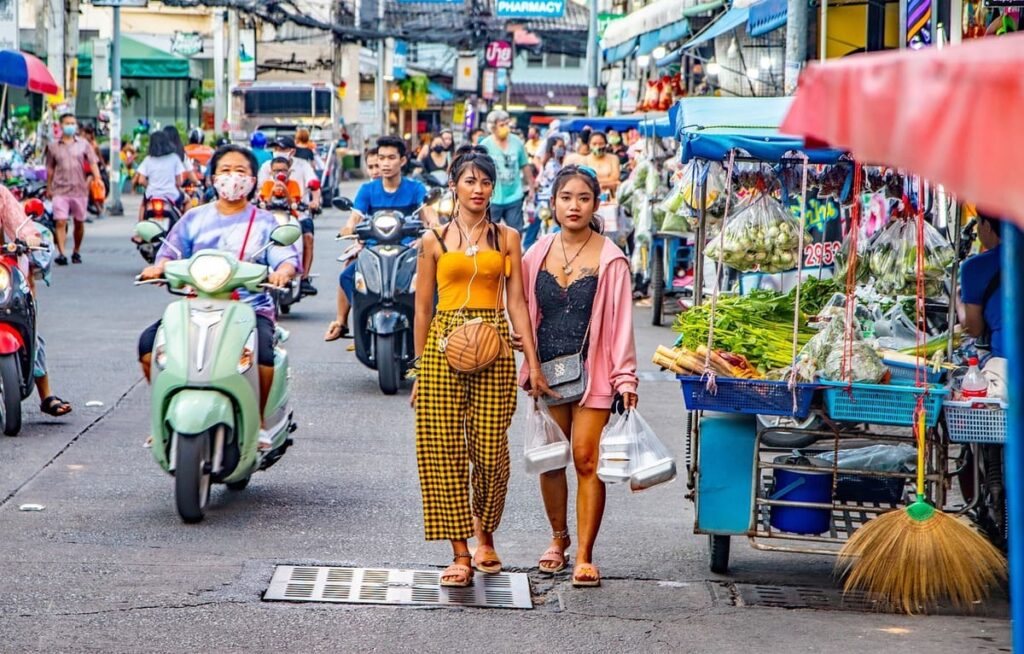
[584,131,621,195]
[479,110,535,234]
[419,135,450,186]
[411,145,555,588]
[45,113,99,265]
[516,165,639,587]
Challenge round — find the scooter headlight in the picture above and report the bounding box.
[237,329,256,374]
[188,254,234,294]
[372,212,401,238]
[0,265,12,304]
[153,326,167,369]
[354,270,367,294]
[438,196,454,216]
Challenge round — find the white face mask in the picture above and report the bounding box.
[213,172,255,202]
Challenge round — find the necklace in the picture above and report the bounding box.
[558,230,594,275]
[454,215,488,256]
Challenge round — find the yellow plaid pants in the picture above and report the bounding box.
[415,309,517,541]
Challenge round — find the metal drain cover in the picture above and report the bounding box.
[736,584,882,611]
[264,566,533,609]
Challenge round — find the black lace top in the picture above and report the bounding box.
[536,269,598,363]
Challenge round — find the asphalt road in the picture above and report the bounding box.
[0,186,1010,653]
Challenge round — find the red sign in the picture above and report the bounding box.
[481,68,496,100]
[485,40,513,69]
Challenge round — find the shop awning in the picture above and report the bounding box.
[602,0,724,58]
[509,83,587,108]
[562,113,667,133]
[747,0,787,37]
[639,112,674,138]
[428,82,454,102]
[676,96,846,163]
[780,33,1024,227]
[78,36,194,79]
[681,6,749,50]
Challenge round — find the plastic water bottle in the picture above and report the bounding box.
[961,357,988,400]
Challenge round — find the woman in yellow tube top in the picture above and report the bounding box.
[411,144,556,588]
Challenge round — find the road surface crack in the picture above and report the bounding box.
[20,599,248,618]
[0,378,143,509]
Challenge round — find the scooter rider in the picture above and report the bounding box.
[257,135,321,297]
[138,145,300,448]
[324,136,437,341]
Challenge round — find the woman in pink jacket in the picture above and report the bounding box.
[518,165,638,587]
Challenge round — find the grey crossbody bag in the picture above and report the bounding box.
[540,318,593,406]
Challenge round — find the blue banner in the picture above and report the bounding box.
[393,41,408,80]
[496,0,565,18]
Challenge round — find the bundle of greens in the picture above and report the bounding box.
[673,289,819,373]
[868,218,954,296]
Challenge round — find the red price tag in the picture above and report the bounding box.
[803,241,842,267]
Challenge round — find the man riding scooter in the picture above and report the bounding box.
[324,137,436,341]
[257,136,321,297]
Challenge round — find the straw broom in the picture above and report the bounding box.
[835,409,1007,613]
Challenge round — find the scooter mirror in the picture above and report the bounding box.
[134,219,165,244]
[269,223,301,247]
[425,187,443,204]
[332,196,353,211]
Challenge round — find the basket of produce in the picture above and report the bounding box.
[678,376,818,418]
[943,398,1007,444]
[821,380,948,427]
[883,358,946,385]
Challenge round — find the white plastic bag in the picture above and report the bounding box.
[626,411,677,492]
[523,402,571,475]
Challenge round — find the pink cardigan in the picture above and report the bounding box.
[517,233,639,409]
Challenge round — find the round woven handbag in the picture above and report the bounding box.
[444,318,504,374]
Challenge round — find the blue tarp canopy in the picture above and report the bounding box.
[675,97,846,163]
[603,39,637,64]
[681,6,749,49]
[562,114,647,132]
[428,82,454,102]
[639,114,674,138]
[747,0,788,37]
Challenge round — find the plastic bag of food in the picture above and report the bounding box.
[869,218,954,296]
[645,162,660,196]
[617,175,636,204]
[634,196,654,245]
[821,337,887,383]
[833,229,870,284]
[703,191,808,273]
[623,410,676,492]
[523,401,571,475]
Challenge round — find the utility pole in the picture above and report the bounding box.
[375,0,388,136]
[46,0,65,113]
[784,0,807,93]
[107,5,123,215]
[586,0,599,117]
[227,9,239,132]
[213,10,226,134]
[64,0,81,111]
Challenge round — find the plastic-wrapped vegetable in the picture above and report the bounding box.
[645,162,660,196]
[822,340,887,383]
[833,230,870,283]
[868,218,954,296]
[634,195,654,246]
[703,192,809,273]
[616,176,636,204]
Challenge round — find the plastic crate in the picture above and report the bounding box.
[821,380,947,427]
[678,376,818,419]
[943,398,1007,444]
[884,359,946,385]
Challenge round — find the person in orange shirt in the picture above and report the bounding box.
[258,157,303,205]
[184,129,215,177]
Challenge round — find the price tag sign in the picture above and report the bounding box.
[803,241,843,267]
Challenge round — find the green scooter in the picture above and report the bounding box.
[134,220,301,523]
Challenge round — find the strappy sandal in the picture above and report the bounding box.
[538,530,571,574]
[441,553,474,588]
[323,320,349,342]
[40,396,72,417]
[572,562,601,587]
[473,545,502,574]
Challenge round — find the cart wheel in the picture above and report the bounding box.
[709,535,730,574]
[651,251,665,326]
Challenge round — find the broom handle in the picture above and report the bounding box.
[915,409,926,499]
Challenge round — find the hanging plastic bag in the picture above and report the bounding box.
[816,443,916,472]
[833,229,870,284]
[868,218,954,296]
[523,402,571,475]
[704,191,809,273]
[625,411,677,492]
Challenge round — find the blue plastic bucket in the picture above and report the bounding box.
[769,455,833,535]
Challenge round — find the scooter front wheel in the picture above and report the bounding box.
[376,334,402,395]
[0,353,22,436]
[175,429,213,523]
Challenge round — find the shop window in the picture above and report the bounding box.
[527,52,545,68]
[563,54,581,68]
[544,52,563,67]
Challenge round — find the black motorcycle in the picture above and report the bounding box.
[136,198,183,264]
[332,191,437,394]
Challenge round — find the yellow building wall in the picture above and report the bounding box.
[825,3,901,59]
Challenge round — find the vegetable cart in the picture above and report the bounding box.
[667,97,955,574]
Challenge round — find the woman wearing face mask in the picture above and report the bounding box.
[138,145,300,449]
[606,129,629,167]
[538,136,567,190]
[412,145,555,588]
[420,135,450,185]
[583,132,620,194]
[518,165,638,587]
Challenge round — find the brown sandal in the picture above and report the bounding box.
[572,563,601,587]
[441,553,474,588]
[473,546,502,574]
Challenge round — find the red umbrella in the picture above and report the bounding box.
[780,34,1024,227]
[0,49,61,95]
